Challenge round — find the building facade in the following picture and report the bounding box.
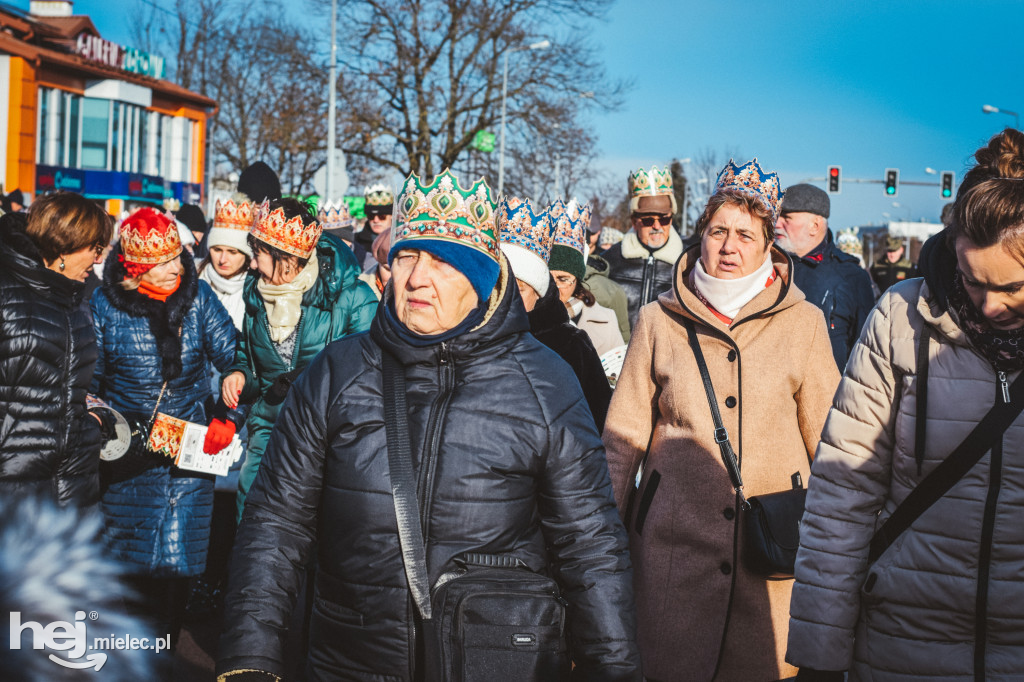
[0,1,215,213]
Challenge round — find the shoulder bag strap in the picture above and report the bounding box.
[869,353,1024,562]
[682,317,748,508]
[380,350,433,620]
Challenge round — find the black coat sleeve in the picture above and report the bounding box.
[216,351,332,677]
[539,392,642,680]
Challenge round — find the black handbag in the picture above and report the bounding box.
[99,380,171,487]
[380,350,570,682]
[683,317,806,579]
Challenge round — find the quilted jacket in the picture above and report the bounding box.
[90,247,236,576]
[0,213,102,505]
[788,231,1024,680]
[218,258,641,681]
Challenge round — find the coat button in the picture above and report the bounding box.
[727,350,736,362]
[723,507,735,520]
[720,561,732,575]
[725,396,737,408]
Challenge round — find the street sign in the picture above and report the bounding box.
[471,130,496,153]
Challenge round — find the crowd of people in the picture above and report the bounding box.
[3,129,1024,682]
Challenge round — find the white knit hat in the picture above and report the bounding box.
[501,242,549,298]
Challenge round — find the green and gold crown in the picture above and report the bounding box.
[392,169,499,260]
[628,165,677,213]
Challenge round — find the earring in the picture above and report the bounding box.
[59,257,65,272]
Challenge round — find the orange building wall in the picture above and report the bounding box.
[6,57,37,195]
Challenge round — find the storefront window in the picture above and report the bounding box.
[81,97,110,170]
[37,87,48,163]
[68,95,80,168]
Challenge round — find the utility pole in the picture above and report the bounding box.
[325,0,337,201]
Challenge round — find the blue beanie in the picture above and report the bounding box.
[389,239,500,304]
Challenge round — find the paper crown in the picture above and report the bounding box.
[838,227,863,256]
[251,201,323,259]
[213,198,256,232]
[551,199,591,256]
[317,200,355,232]
[120,207,183,265]
[393,169,499,261]
[364,183,395,207]
[713,158,784,223]
[497,196,554,262]
[628,166,676,214]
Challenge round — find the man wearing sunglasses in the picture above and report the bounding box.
[603,166,686,329]
[353,183,394,272]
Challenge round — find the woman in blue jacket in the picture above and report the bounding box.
[90,207,236,651]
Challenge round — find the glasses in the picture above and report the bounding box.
[92,243,107,257]
[637,215,672,228]
[554,275,576,288]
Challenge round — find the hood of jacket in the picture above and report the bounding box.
[370,253,530,366]
[915,227,972,348]
[527,274,571,333]
[242,232,363,316]
[660,243,805,331]
[586,253,611,277]
[618,226,685,264]
[101,243,198,382]
[0,212,83,306]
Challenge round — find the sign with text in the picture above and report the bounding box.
[76,33,166,80]
[36,165,86,193]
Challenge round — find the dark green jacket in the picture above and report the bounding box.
[230,233,377,435]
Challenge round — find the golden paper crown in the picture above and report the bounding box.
[497,197,554,262]
[551,200,590,256]
[213,198,256,232]
[628,166,677,214]
[120,208,183,265]
[713,158,783,223]
[364,183,395,207]
[251,201,322,259]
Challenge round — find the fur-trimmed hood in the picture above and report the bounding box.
[100,245,198,382]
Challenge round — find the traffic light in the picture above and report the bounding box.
[827,166,841,194]
[884,168,899,197]
[940,171,955,199]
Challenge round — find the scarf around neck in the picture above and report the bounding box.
[136,276,181,303]
[202,262,245,297]
[949,270,1024,372]
[691,253,775,323]
[258,252,319,343]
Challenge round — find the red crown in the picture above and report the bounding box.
[120,208,182,265]
[251,201,322,258]
[213,198,256,231]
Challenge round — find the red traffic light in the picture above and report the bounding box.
[830,167,839,177]
[827,166,841,194]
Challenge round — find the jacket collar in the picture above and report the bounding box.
[660,243,803,331]
[370,253,529,366]
[916,228,970,347]
[527,274,570,333]
[618,226,685,264]
[0,212,83,305]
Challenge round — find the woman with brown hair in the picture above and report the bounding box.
[788,129,1024,680]
[604,159,839,681]
[0,192,113,505]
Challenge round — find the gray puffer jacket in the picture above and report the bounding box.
[788,233,1024,680]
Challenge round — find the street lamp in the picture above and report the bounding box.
[924,167,937,175]
[982,104,1020,129]
[498,39,550,198]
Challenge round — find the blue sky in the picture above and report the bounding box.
[64,0,1022,228]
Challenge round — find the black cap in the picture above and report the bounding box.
[7,189,24,206]
[237,162,282,203]
[780,183,830,219]
[175,203,208,235]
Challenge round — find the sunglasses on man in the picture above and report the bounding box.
[636,214,672,228]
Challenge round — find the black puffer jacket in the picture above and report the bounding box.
[602,228,684,329]
[218,262,641,681]
[528,278,611,432]
[0,213,102,505]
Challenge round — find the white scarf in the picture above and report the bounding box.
[257,252,319,343]
[691,254,775,321]
[199,264,247,330]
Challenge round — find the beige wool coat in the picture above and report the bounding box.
[604,246,839,682]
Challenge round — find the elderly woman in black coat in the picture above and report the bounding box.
[0,192,113,505]
[217,170,640,682]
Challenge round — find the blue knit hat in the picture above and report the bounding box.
[388,169,500,302]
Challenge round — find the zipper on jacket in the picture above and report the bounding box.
[54,309,73,495]
[974,375,1006,680]
[416,342,455,532]
[642,255,655,305]
[998,371,1010,404]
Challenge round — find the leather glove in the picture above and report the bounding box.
[265,367,304,406]
[203,418,236,455]
[90,407,118,441]
[796,669,845,682]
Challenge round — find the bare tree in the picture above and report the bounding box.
[320,0,627,198]
[686,145,742,224]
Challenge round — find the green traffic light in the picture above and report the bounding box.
[943,190,951,197]
[887,187,895,194]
